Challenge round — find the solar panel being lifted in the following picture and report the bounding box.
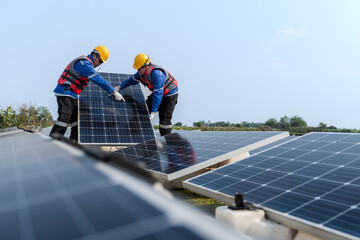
[114,131,289,181]
[78,72,155,145]
[184,132,360,240]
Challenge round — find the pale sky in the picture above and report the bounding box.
[1,0,360,128]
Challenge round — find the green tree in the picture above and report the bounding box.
[290,115,307,127]
[174,122,183,127]
[214,121,231,127]
[0,104,53,130]
[240,121,263,128]
[318,122,327,130]
[37,106,53,128]
[193,120,206,127]
[265,118,278,128]
[279,116,290,129]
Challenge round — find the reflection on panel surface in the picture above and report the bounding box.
[115,131,288,180]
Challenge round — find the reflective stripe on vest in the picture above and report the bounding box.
[159,123,172,129]
[70,121,78,128]
[54,121,68,127]
[139,63,178,96]
[57,55,93,95]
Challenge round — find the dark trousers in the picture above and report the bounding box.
[50,96,79,141]
[147,93,178,136]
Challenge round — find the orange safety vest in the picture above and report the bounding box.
[139,63,178,96]
[57,55,93,95]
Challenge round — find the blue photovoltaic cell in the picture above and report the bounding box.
[185,132,360,239]
[0,129,244,240]
[291,199,349,223]
[326,208,360,238]
[249,136,297,155]
[114,131,288,180]
[79,72,155,145]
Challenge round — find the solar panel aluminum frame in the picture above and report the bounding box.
[151,131,290,182]
[183,133,359,240]
[0,127,23,138]
[78,72,156,146]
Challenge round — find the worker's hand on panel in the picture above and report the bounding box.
[109,91,125,102]
[114,92,125,101]
[114,86,120,91]
[149,112,156,121]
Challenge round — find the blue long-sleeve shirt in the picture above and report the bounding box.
[54,54,114,99]
[120,70,178,113]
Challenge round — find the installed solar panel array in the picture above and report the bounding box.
[249,135,297,156]
[184,132,360,240]
[79,72,155,145]
[0,129,245,240]
[115,131,288,181]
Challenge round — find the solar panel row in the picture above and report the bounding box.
[184,132,360,239]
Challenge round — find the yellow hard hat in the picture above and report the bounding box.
[133,53,151,69]
[94,45,110,63]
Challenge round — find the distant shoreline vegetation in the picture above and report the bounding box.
[168,116,359,135]
[0,103,53,132]
[2,104,357,135]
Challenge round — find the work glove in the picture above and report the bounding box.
[149,112,156,121]
[109,91,125,102]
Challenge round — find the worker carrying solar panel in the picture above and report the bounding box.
[115,54,179,136]
[50,46,125,142]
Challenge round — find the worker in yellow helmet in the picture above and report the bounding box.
[50,46,125,142]
[116,54,179,136]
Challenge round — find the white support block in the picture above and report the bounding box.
[216,206,296,240]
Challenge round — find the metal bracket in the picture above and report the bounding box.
[228,193,254,210]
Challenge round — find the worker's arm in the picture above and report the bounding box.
[74,59,115,94]
[118,72,141,90]
[150,70,165,113]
